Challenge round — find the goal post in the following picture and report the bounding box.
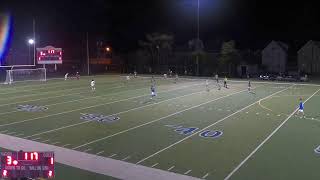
[4,68,47,84]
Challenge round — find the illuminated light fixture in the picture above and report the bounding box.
[28,39,34,45]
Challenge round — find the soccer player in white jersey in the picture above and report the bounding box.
[64,73,69,80]
[91,79,95,91]
[206,80,210,92]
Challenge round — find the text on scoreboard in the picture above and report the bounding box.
[0,151,54,179]
[37,46,62,64]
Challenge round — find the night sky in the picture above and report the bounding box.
[1,0,320,56]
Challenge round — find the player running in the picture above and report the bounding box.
[134,71,137,78]
[174,73,178,83]
[224,76,228,88]
[64,73,69,80]
[206,80,210,92]
[150,84,156,99]
[215,73,219,83]
[296,97,305,118]
[76,72,80,80]
[90,79,95,91]
[248,80,251,92]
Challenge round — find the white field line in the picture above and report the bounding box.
[51,142,60,145]
[96,151,104,155]
[6,132,17,135]
[258,98,275,112]
[61,144,71,148]
[151,163,159,168]
[135,85,293,164]
[23,83,204,138]
[16,133,24,137]
[73,85,262,150]
[1,82,203,129]
[168,166,175,171]
[83,148,92,153]
[0,85,124,108]
[42,139,50,143]
[202,173,210,179]
[31,137,41,141]
[184,170,192,175]
[109,154,117,158]
[122,156,131,161]
[224,88,320,180]
[0,78,151,101]
[0,76,127,94]
[0,81,201,116]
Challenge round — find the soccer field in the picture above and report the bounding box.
[0,74,320,180]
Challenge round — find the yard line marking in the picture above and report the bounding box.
[0,130,8,133]
[24,84,206,138]
[0,85,124,108]
[61,144,71,148]
[96,151,104,155]
[73,85,259,150]
[31,137,41,141]
[16,133,24,137]
[184,170,192,175]
[136,85,293,164]
[224,88,320,180]
[0,76,139,98]
[122,156,131,161]
[0,82,203,126]
[202,173,210,179]
[42,139,50,143]
[51,142,60,145]
[151,163,158,168]
[109,154,117,158]
[83,148,92,153]
[6,132,16,135]
[167,166,175,171]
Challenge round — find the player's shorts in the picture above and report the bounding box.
[151,92,155,96]
[299,109,304,113]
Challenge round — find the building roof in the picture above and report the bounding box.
[298,40,320,54]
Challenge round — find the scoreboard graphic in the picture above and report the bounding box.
[0,151,55,179]
[37,46,62,64]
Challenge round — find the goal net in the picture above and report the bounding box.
[4,68,46,84]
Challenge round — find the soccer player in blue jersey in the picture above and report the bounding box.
[150,85,156,99]
[296,97,305,118]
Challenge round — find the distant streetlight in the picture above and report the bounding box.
[106,47,111,52]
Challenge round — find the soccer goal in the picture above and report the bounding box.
[4,67,46,84]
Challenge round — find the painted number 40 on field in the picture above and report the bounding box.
[165,125,223,139]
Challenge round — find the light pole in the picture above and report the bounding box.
[196,0,200,76]
[28,39,34,65]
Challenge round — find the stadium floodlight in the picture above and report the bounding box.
[28,39,35,45]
